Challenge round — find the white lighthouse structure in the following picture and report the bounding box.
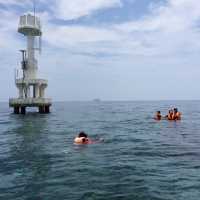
[9,14,52,114]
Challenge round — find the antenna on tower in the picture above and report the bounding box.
[33,0,36,17]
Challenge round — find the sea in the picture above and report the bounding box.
[0,101,200,200]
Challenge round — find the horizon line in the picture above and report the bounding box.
[1,99,200,103]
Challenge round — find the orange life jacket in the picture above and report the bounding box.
[74,137,89,144]
[167,113,173,120]
[176,112,181,120]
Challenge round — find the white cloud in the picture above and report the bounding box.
[36,0,200,60]
[0,10,20,48]
[113,0,200,56]
[54,0,122,20]
[0,0,30,6]
[0,0,47,9]
[44,25,121,46]
[118,0,200,33]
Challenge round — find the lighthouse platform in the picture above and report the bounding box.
[9,98,52,114]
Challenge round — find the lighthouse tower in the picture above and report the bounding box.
[9,14,52,114]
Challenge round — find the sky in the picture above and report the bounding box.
[0,0,200,101]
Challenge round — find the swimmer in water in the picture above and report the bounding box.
[154,111,162,120]
[165,109,173,120]
[172,108,182,120]
[74,131,92,144]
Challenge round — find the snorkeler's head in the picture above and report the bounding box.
[157,111,161,114]
[78,131,88,138]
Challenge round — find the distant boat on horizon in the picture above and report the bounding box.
[93,98,101,102]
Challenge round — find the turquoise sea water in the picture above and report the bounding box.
[0,101,200,200]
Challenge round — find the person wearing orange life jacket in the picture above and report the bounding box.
[166,109,174,120]
[154,111,162,120]
[74,131,93,144]
[172,108,182,120]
